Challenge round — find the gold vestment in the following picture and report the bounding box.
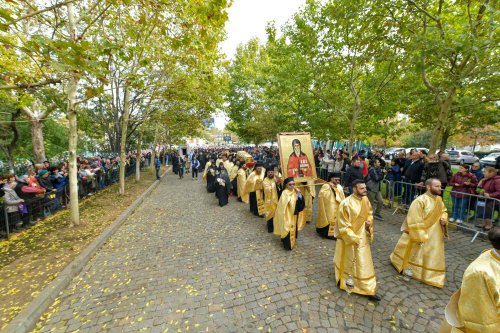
[317,184,345,236]
[229,165,238,182]
[263,177,279,221]
[441,249,500,333]
[243,170,265,216]
[202,161,212,181]
[237,169,249,203]
[334,194,376,296]
[390,192,448,288]
[274,188,301,248]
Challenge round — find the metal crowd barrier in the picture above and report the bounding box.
[382,180,499,242]
[1,162,140,240]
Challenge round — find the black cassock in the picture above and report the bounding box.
[215,170,231,207]
[206,167,216,193]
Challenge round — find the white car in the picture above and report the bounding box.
[446,150,479,165]
[405,147,429,156]
[479,152,500,167]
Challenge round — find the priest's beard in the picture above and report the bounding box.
[294,148,301,156]
[430,187,441,196]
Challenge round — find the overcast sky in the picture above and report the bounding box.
[214,0,306,129]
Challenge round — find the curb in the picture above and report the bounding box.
[4,167,171,333]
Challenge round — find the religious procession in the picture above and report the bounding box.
[173,133,500,333]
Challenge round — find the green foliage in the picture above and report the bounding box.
[403,130,432,148]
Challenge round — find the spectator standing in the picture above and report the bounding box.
[320,150,332,181]
[386,159,402,201]
[402,151,424,207]
[178,155,186,179]
[3,176,25,229]
[367,159,385,221]
[154,156,161,180]
[342,159,364,193]
[191,157,200,180]
[420,154,451,195]
[470,162,484,181]
[449,165,478,223]
[476,166,500,230]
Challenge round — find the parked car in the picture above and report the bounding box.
[384,147,405,160]
[405,147,429,156]
[479,152,500,167]
[446,150,479,165]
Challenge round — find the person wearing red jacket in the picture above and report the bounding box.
[477,166,500,230]
[449,165,478,223]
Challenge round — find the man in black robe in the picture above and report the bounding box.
[215,163,231,207]
[206,158,217,193]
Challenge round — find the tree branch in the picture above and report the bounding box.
[407,0,438,22]
[0,78,62,90]
[5,0,80,26]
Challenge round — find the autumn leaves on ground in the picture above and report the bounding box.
[0,169,161,330]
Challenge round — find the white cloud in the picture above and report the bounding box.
[220,0,306,59]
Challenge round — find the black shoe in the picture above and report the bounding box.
[367,294,381,302]
[374,214,384,221]
[475,222,484,228]
[326,236,337,240]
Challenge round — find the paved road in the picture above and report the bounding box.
[34,172,489,333]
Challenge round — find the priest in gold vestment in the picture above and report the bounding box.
[274,177,305,250]
[237,164,249,203]
[317,173,345,239]
[390,178,448,288]
[334,179,380,301]
[243,162,265,217]
[263,167,279,233]
[440,228,500,333]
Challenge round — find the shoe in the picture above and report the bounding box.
[367,294,381,302]
[475,222,484,228]
[374,214,384,221]
[449,218,455,223]
[456,219,463,224]
[483,220,494,231]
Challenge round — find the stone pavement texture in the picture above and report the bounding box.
[33,172,489,333]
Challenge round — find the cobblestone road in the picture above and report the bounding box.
[34,172,489,333]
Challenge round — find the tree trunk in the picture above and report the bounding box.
[119,85,131,195]
[471,133,478,153]
[348,100,360,154]
[429,88,456,153]
[66,1,79,227]
[439,127,450,152]
[30,119,46,163]
[135,121,144,182]
[67,75,80,227]
[150,124,159,174]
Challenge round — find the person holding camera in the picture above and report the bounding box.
[367,159,386,221]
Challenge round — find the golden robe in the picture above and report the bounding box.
[302,181,315,222]
[317,184,345,236]
[202,161,212,181]
[237,168,249,204]
[334,194,376,296]
[263,177,279,221]
[390,192,448,288]
[440,249,500,333]
[274,189,302,249]
[229,164,238,182]
[243,170,265,216]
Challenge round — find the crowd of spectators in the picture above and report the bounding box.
[315,147,500,230]
[169,145,498,231]
[0,152,151,237]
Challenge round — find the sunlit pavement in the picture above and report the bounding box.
[34,172,489,333]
